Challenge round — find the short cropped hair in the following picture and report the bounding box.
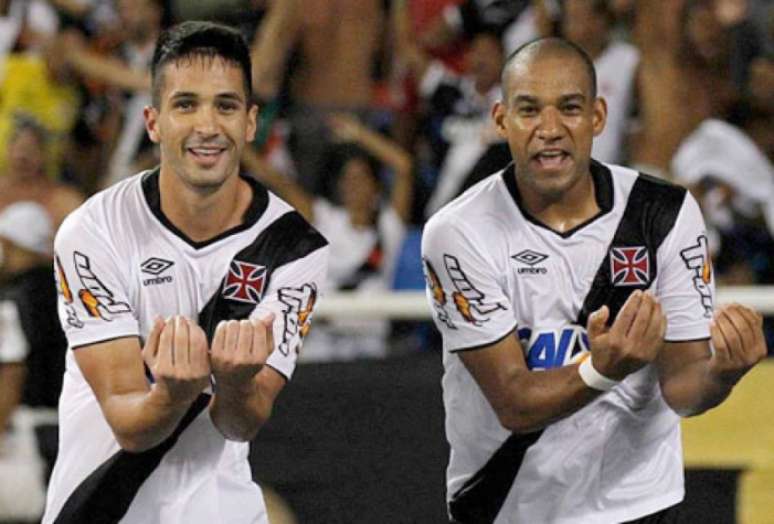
[150,21,253,107]
[501,37,598,99]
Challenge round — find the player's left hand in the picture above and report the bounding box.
[709,303,767,386]
[210,314,276,391]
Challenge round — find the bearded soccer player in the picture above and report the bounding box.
[43,22,328,524]
[422,37,767,524]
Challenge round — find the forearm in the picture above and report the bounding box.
[354,128,412,177]
[69,50,150,92]
[660,360,734,417]
[496,364,602,433]
[100,386,195,452]
[209,379,272,441]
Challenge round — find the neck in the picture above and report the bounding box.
[518,171,600,233]
[158,168,250,242]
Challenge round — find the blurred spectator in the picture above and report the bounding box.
[631,0,765,175]
[672,113,774,284]
[560,0,639,164]
[0,42,80,180]
[0,115,83,229]
[0,201,65,522]
[399,29,506,216]
[60,0,161,188]
[0,0,59,60]
[250,0,388,193]
[245,114,413,360]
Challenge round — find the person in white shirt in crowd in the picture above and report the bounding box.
[244,113,413,361]
[0,201,64,522]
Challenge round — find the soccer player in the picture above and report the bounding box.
[421,37,767,524]
[42,22,328,524]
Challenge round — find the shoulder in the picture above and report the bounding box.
[424,171,509,251]
[55,174,143,248]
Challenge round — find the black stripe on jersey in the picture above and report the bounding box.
[141,168,270,249]
[198,210,328,346]
[53,393,211,524]
[448,430,543,524]
[502,160,614,238]
[576,174,687,327]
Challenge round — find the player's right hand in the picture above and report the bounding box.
[586,290,667,380]
[142,316,211,406]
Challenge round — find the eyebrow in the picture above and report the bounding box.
[510,92,588,105]
[168,91,245,104]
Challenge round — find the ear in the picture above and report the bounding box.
[592,97,608,137]
[144,106,161,144]
[491,101,509,140]
[246,102,259,143]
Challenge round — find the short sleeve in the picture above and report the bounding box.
[421,215,516,352]
[0,299,28,363]
[53,213,139,349]
[251,245,329,380]
[656,192,715,341]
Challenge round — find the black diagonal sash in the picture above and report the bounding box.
[448,430,543,524]
[576,174,686,327]
[54,393,211,524]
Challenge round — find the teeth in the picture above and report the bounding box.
[191,148,222,156]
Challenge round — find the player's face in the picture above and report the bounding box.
[339,158,379,215]
[493,52,606,199]
[144,56,257,192]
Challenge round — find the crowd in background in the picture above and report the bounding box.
[0,0,772,518]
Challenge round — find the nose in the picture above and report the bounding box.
[192,104,219,137]
[536,106,563,141]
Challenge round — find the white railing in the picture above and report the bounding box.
[316,286,774,319]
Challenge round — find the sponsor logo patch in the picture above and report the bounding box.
[141,257,174,286]
[73,251,132,321]
[277,283,318,355]
[512,249,549,274]
[680,235,713,318]
[422,258,455,329]
[444,254,507,326]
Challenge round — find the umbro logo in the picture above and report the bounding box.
[512,249,549,274]
[141,257,174,286]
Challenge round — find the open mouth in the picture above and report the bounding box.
[532,150,570,171]
[187,146,226,166]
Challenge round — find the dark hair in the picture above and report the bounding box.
[323,144,383,201]
[10,113,48,145]
[501,37,598,99]
[150,21,252,107]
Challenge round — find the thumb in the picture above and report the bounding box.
[586,306,610,339]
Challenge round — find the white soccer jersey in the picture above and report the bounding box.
[42,169,329,524]
[422,161,714,523]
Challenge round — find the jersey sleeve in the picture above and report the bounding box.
[655,192,715,341]
[421,214,516,352]
[53,213,139,349]
[251,245,329,380]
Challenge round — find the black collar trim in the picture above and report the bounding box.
[141,167,269,249]
[501,159,614,239]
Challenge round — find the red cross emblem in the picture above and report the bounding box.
[610,246,650,286]
[223,260,266,303]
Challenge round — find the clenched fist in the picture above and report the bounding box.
[586,290,667,381]
[142,316,211,406]
[709,303,767,385]
[210,314,276,391]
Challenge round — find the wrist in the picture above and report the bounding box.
[578,356,621,392]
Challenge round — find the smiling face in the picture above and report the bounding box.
[493,47,606,200]
[143,55,257,192]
